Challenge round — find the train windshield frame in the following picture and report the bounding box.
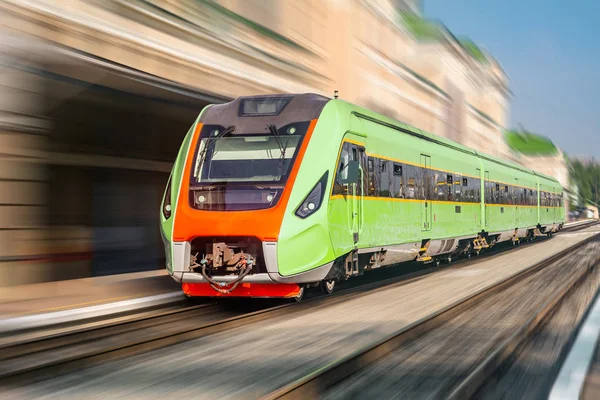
[191,121,309,185]
[188,121,310,211]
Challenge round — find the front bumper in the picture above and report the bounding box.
[168,240,333,284]
[182,282,301,298]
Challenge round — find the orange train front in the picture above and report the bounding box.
[160,94,340,300]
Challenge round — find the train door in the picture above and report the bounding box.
[330,139,365,254]
[485,171,490,227]
[353,145,366,243]
[421,154,432,231]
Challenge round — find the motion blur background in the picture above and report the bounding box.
[0,0,581,287]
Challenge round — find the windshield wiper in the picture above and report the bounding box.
[268,124,291,178]
[194,125,235,180]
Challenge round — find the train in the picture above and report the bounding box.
[160,93,564,300]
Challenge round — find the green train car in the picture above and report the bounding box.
[160,93,564,300]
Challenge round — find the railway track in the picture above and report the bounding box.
[1,221,595,389]
[261,229,600,399]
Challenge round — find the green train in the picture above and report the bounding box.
[160,93,564,300]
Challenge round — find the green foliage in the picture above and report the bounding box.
[459,38,487,63]
[398,12,488,63]
[505,130,559,155]
[568,157,600,207]
[399,12,442,40]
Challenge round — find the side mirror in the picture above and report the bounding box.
[339,160,360,185]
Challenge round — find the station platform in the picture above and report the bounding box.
[0,269,181,321]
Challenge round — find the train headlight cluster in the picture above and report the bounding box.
[295,171,328,219]
[162,176,172,220]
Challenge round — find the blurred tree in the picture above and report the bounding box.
[568,156,599,207]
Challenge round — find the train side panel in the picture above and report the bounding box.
[276,103,342,277]
[160,111,207,279]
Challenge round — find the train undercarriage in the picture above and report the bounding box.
[180,222,564,300]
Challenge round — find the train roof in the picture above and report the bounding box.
[333,97,561,186]
[199,93,329,133]
[201,93,561,186]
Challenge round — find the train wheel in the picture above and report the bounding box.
[434,258,441,268]
[320,279,336,295]
[292,286,305,302]
[446,255,452,264]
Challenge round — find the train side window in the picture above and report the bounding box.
[529,189,533,206]
[541,191,545,207]
[404,165,416,199]
[436,172,446,200]
[379,160,391,197]
[359,149,368,196]
[454,174,462,202]
[394,164,403,198]
[332,142,351,195]
[367,157,376,197]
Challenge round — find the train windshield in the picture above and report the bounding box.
[188,121,310,211]
[192,122,309,184]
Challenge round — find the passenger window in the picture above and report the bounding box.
[454,174,462,202]
[393,163,403,198]
[436,173,447,199]
[367,157,376,197]
[405,165,416,199]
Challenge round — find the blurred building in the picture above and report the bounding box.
[0,0,560,285]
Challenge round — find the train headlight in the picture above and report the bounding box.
[295,171,328,219]
[162,176,172,220]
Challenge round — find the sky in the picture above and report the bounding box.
[424,0,600,158]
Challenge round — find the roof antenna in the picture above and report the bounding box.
[334,90,339,100]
